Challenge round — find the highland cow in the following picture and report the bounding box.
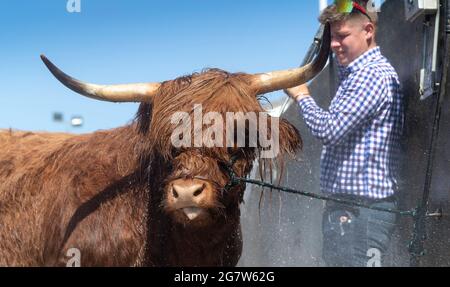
[0,25,330,266]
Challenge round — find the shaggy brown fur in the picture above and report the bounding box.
[0,69,301,266]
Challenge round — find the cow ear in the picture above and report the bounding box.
[277,118,303,157]
[256,118,302,184]
[135,102,153,134]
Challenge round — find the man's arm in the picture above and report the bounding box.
[286,69,389,146]
[285,84,311,101]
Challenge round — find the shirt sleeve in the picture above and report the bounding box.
[297,68,389,146]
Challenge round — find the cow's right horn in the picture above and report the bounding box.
[40,55,160,103]
[250,23,331,96]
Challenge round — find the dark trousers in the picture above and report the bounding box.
[322,195,397,267]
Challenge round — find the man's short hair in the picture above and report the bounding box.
[319,0,378,25]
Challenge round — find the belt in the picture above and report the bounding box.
[326,193,398,206]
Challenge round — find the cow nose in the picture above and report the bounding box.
[172,183,206,199]
[168,179,212,221]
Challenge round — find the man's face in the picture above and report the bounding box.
[331,19,373,67]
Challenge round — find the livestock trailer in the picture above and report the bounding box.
[240,0,450,267]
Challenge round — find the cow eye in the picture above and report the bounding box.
[230,149,246,162]
[227,147,237,155]
[217,160,230,173]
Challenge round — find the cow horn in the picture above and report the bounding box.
[250,23,331,96]
[40,55,160,103]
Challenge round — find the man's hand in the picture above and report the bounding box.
[284,84,311,101]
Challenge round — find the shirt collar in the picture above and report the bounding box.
[340,46,382,75]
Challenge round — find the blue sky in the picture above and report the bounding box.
[0,0,380,133]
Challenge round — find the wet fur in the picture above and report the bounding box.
[0,69,301,266]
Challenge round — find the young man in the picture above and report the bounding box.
[285,0,404,267]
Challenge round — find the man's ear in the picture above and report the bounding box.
[364,22,375,40]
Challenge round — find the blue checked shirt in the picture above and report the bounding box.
[298,47,404,199]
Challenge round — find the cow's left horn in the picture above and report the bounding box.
[250,23,331,96]
[40,55,160,103]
